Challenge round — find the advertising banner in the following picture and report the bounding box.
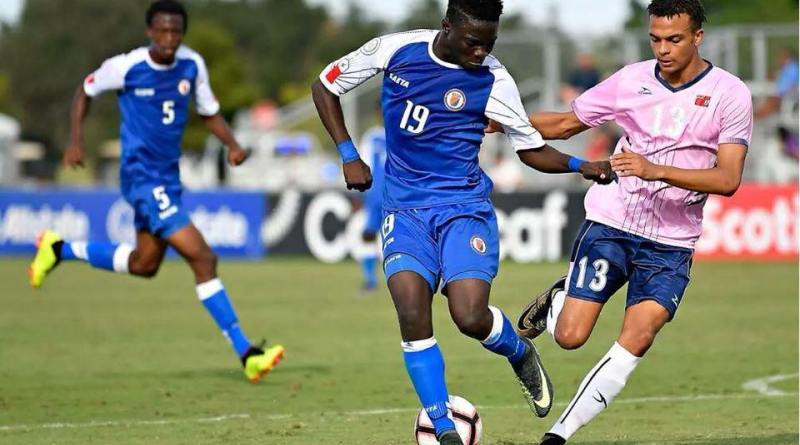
[0,188,265,258]
[3,184,794,262]
[263,189,587,263]
[695,184,798,261]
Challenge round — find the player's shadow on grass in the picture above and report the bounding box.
[185,363,333,382]
[500,433,798,445]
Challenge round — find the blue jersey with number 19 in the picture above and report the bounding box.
[319,30,544,211]
[84,45,220,185]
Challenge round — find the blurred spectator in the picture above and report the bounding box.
[584,124,620,161]
[560,53,601,104]
[753,48,798,182]
[487,149,523,193]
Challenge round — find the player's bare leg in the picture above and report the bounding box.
[167,224,284,383]
[541,301,668,444]
[388,271,435,341]
[617,300,669,356]
[126,230,168,278]
[446,278,553,417]
[551,297,603,350]
[444,279,493,339]
[389,271,464,442]
[167,224,218,283]
[29,230,149,288]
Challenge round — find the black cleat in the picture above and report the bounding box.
[539,433,566,445]
[512,337,554,418]
[437,430,464,445]
[517,276,566,339]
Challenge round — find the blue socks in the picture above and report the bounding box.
[400,308,527,436]
[196,278,252,357]
[482,306,529,365]
[360,255,378,288]
[60,241,133,273]
[402,338,455,436]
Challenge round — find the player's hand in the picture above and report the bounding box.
[63,143,86,169]
[342,158,372,192]
[579,160,616,184]
[484,119,505,134]
[610,147,662,181]
[227,145,250,167]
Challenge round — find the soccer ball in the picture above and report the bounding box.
[414,395,482,445]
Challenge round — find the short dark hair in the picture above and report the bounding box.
[446,0,504,24]
[146,0,188,31]
[647,0,706,30]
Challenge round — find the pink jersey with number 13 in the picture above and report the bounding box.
[572,59,753,249]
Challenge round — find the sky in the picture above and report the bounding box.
[306,0,633,36]
[0,0,633,36]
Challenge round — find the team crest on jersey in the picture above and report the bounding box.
[694,95,711,107]
[470,236,487,255]
[178,79,192,96]
[444,89,466,111]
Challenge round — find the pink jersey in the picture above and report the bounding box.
[573,60,753,249]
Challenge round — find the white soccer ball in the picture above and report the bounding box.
[414,395,482,445]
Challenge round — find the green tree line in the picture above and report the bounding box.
[0,0,386,168]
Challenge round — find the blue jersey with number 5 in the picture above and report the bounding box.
[320,30,545,210]
[84,45,220,186]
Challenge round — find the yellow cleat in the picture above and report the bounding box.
[243,344,285,383]
[28,230,62,289]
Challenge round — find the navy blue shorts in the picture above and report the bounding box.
[566,221,693,320]
[381,200,499,293]
[122,181,191,239]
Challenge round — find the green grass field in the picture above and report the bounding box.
[1,258,797,444]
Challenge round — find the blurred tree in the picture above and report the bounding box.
[182,19,261,151]
[0,73,11,114]
[626,0,799,28]
[400,0,443,30]
[192,0,330,103]
[0,0,148,171]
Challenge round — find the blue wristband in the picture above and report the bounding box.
[336,140,360,163]
[567,156,586,173]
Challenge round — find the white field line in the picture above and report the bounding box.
[1,389,794,433]
[343,390,795,416]
[741,373,798,396]
[0,413,291,433]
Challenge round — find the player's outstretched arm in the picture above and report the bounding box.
[528,111,591,140]
[65,85,92,169]
[201,114,248,166]
[311,80,372,192]
[610,143,746,196]
[517,146,614,184]
[485,111,589,140]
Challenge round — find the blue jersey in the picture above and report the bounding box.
[84,46,220,185]
[320,30,544,210]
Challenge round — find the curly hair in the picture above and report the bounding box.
[146,0,188,32]
[647,0,706,30]
[446,0,504,24]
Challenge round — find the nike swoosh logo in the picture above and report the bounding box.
[593,391,608,407]
[532,361,551,410]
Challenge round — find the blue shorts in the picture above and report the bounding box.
[566,221,693,320]
[121,181,192,239]
[381,200,499,293]
[363,201,383,235]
